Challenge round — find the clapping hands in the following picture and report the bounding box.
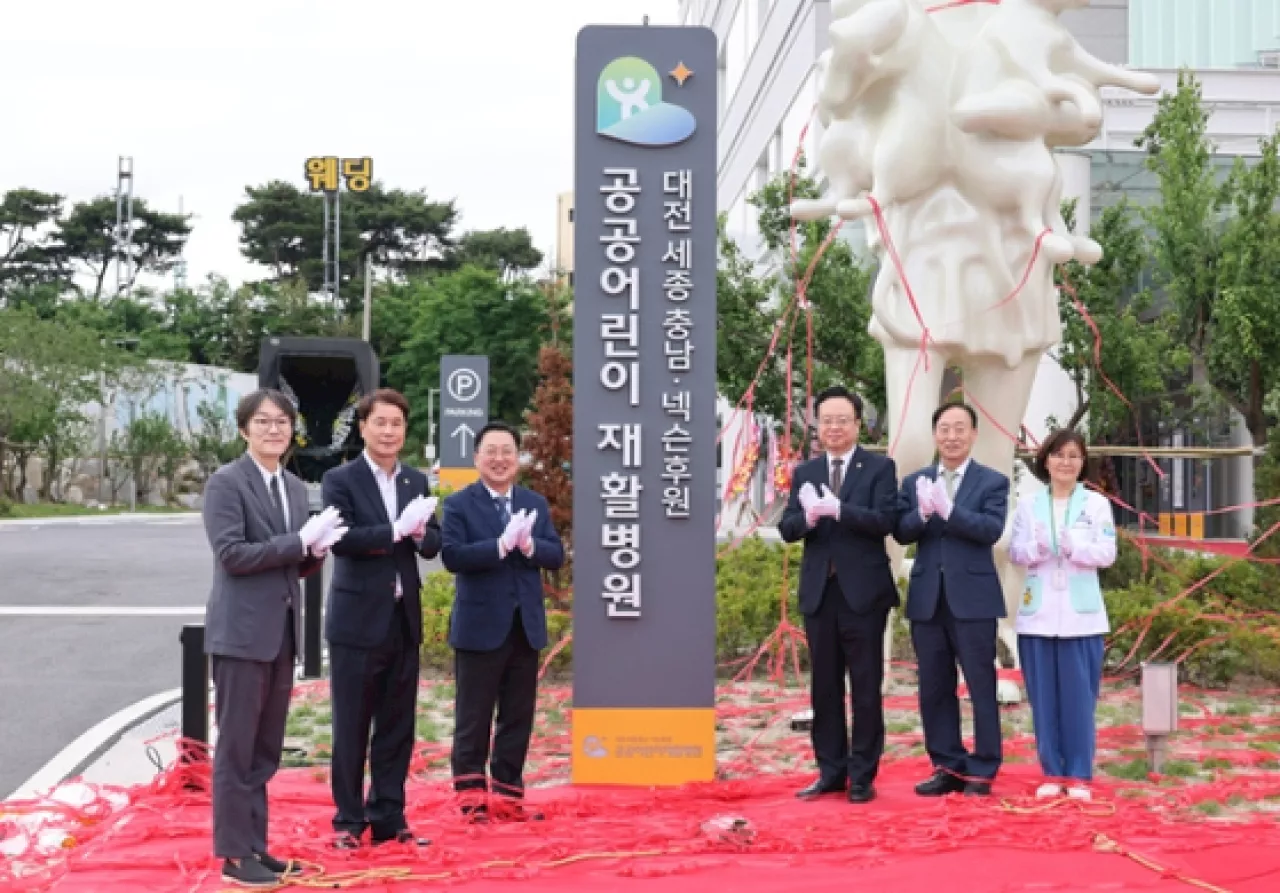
[394,495,438,541]
[798,482,840,527]
[1032,521,1053,564]
[501,509,537,556]
[300,506,348,558]
[915,476,935,520]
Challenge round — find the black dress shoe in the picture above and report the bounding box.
[796,778,847,799]
[332,832,362,850]
[256,852,302,875]
[847,783,876,804]
[372,829,432,847]
[963,781,993,797]
[461,802,489,823]
[221,857,279,887]
[915,770,966,797]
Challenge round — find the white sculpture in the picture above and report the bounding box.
[793,0,1159,690]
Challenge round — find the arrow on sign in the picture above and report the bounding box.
[451,423,476,457]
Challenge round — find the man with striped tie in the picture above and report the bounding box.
[440,420,564,821]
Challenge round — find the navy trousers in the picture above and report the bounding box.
[1018,634,1105,781]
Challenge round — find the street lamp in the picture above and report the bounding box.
[425,388,440,464]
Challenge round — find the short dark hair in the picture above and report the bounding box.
[1033,428,1089,483]
[357,388,410,423]
[235,389,296,433]
[476,420,521,450]
[932,402,978,429]
[814,385,863,420]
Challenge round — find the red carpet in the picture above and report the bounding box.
[18,759,1280,892]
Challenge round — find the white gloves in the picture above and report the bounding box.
[1058,528,1074,559]
[930,477,953,520]
[394,495,438,541]
[915,476,935,520]
[299,506,347,557]
[798,482,840,527]
[500,509,537,556]
[299,506,341,548]
[1031,522,1053,563]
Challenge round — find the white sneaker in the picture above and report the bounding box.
[1067,785,1092,802]
[1035,783,1063,799]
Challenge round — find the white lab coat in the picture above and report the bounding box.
[1008,484,1117,638]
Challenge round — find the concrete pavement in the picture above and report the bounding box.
[0,514,210,799]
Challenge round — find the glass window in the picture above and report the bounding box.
[723,6,745,102]
[780,69,816,172]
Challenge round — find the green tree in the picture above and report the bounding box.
[232,180,458,297]
[1139,69,1280,447]
[717,165,881,440]
[1211,130,1280,446]
[387,266,550,444]
[452,227,544,278]
[1054,199,1186,440]
[0,189,65,296]
[53,197,192,301]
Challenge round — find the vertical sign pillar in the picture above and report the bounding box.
[572,25,718,786]
[438,355,489,491]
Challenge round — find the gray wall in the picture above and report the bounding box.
[1061,0,1129,66]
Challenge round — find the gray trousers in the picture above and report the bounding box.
[211,613,295,858]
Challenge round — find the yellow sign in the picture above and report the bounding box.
[437,467,480,491]
[304,156,373,193]
[571,708,715,786]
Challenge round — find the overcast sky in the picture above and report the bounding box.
[2,0,677,290]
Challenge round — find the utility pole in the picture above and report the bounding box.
[114,156,135,298]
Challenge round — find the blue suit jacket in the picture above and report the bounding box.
[321,458,441,649]
[440,481,565,652]
[778,446,901,616]
[895,460,1009,622]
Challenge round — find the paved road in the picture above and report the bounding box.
[0,514,442,799]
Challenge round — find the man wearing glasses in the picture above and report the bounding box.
[202,389,347,887]
[440,420,564,821]
[779,385,901,805]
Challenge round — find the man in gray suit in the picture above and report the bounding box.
[202,388,347,887]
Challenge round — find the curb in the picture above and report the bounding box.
[0,512,200,528]
[5,688,182,802]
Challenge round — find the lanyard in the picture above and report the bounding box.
[1047,495,1071,557]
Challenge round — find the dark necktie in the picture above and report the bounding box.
[269,475,287,530]
[495,496,511,525]
[827,458,844,578]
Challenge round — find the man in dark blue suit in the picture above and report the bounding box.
[779,386,901,804]
[896,402,1009,797]
[321,389,441,848]
[441,420,564,820]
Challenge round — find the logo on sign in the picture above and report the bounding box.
[446,368,482,403]
[582,736,608,758]
[597,56,696,147]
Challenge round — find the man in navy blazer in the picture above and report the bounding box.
[321,389,441,848]
[441,420,564,819]
[779,386,900,805]
[896,402,1009,797]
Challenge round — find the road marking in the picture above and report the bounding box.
[0,607,205,617]
[5,688,182,802]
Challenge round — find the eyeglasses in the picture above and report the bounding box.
[480,447,517,459]
[1049,453,1084,463]
[250,417,292,431]
[818,416,857,428]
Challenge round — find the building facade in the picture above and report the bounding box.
[555,190,575,285]
[682,0,1279,538]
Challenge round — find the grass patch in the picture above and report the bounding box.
[1195,800,1223,816]
[1102,758,1149,781]
[1222,700,1259,717]
[2,503,189,519]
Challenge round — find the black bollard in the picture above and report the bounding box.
[302,571,324,679]
[179,624,209,788]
